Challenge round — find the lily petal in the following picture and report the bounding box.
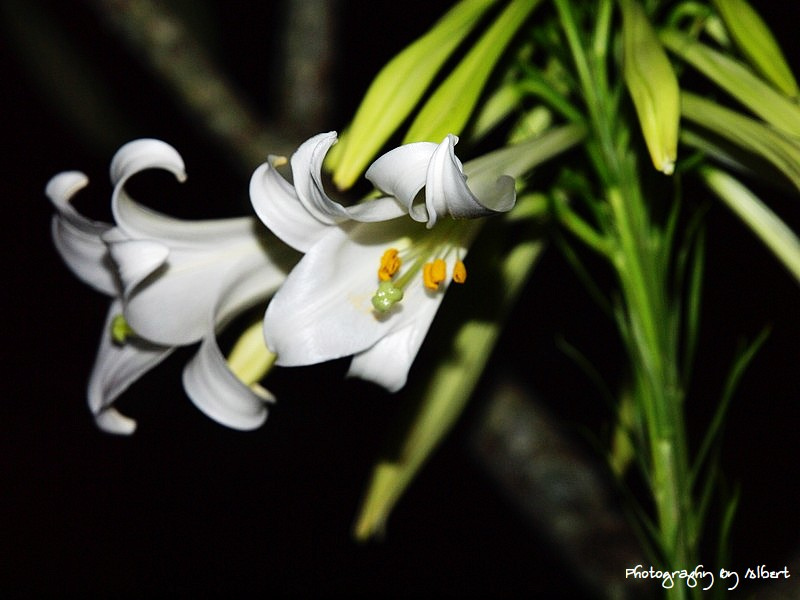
[347,314,439,392]
[365,141,437,223]
[110,138,187,191]
[104,236,170,297]
[183,333,273,430]
[250,157,333,253]
[424,134,515,228]
[183,269,278,431]
[290,132,407,224]
[46,171,117,295]
[118,234,283,346]
[88,300,174,434]
[366,135,516,228]
[264,224,391,365]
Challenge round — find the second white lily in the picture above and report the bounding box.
[48,139,293,434]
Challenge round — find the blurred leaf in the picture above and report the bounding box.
[403,0,543,144]
[682,92,800,193]
[330,0,498,189]
[0,0,134,151]
[661,29,800,137]
[712,0,799,98]
[354,199,545,540]
[699,166,800,283]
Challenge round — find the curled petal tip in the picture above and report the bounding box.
[110,138,187,187]
[45,171,90,206]
[94,407,137,435]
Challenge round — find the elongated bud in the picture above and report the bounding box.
[712,0,799,99]
[330,0,497,190]
[619,0,680,175]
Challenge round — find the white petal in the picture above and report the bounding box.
[347,323,425,392]
[291,132,407,224]
[182,269,276,431]
[108,138,260,245]
[425,134,515,228]
[264,225,390,365]
[94,408,139,436]
[121,238,284,346]
[109,139,186,189]
[183,334,273,430]
[46,172,117,295]
[250,157,332,253]
[88,301,174,434]
[105,237,170,297]
[289,132,342,225]
[365,141,437,223]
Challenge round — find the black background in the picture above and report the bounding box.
[2,1,799,597]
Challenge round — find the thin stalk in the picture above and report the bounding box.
[557,1,697,594]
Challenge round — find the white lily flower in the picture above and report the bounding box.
[48,139,292,434]
[250,131,516,391]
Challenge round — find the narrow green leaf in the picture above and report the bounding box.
[690,326,770,485]
[463,122,586,183]
[330,0,498,189]
[712,0,799,98]
[353,216,545,540]
[682,92,800,193]
[468,81,524,141]
[403,0,542,144]
[661,29,800,137]
[700,166,800,284]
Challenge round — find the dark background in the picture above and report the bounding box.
[2,1,799,596]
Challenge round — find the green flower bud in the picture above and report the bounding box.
[620,0,680,175]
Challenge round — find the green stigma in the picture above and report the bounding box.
[111,314,135,344]
[371,281,403,313]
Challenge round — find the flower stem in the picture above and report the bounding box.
[556,1,697,594]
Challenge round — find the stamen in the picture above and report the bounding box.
[378,247,401,281]
[371,281,404,312]
[423,258,447,290]
[452,260,467,284]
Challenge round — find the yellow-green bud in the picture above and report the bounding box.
[620,0,680,175]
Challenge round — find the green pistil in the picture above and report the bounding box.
[371,281,404,313]
[111,314,135,344]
